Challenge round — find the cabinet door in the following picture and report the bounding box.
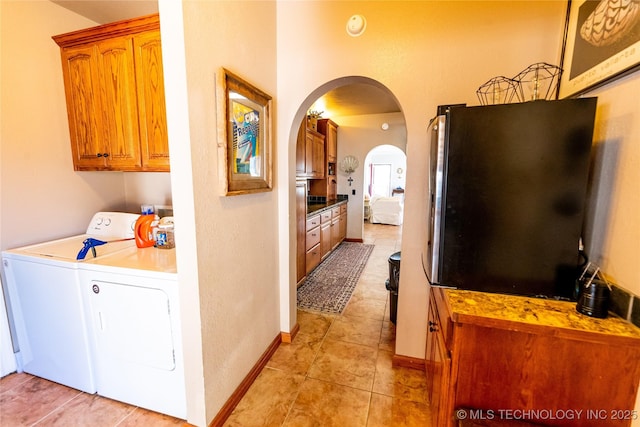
[311,133,325,177]
[60,45,107,169]
[331,216,341,249]
[339,210,347,242]
[134,30,170,171]
[321,222,332,259]
[296,121,307,176]
[306,131,325,178]
[306,244,321,274]
[326,121,338,162]
[425,295,452,427]
[296,181,307,284]
[304,132,316,177]
[95,36,141,170]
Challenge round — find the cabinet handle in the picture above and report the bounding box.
[103,153,109,157]
[97,153,102,158]
[96,153,109,158]
[428,320,438,333]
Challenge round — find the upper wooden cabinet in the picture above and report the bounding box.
[318,119,337,163]
[309,118,338,200]
[53,14,169,172]
[296,117,325,178]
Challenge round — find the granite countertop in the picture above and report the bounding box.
[307,199,347,216]
[443,289,640,341]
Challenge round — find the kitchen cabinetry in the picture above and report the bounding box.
[319,119,338,163]
[53,14,169,172]
[329,204,347,250]
[296,118,325,178]
[309,119,338,200]
[339,203,347,241]
[425,287,640,427]
[425,290,452,427]
[299,201,348,278]
[320,210,333,260]
[296,180,307,286]
[305,214,321,274]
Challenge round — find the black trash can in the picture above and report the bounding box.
[385,251,401,324]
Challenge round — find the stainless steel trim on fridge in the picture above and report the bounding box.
[425,115,446,286]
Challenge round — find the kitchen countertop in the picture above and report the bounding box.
[442,288,640,342]
[307,199,347,216]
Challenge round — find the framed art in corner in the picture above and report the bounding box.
[559,0,640,98]
[217,68,273,196]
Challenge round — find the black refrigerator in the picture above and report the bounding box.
[424,98,597,300]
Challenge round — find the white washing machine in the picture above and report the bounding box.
[1,212,140,393]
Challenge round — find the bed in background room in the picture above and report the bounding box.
[370,196,404,225]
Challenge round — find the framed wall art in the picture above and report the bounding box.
[559,0,640,98]
[217,68,273,196]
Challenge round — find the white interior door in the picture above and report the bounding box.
[371,163,392,197]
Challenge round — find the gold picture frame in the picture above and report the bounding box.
[559,0,640,98]
[217,68,273,196]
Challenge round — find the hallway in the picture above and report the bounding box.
[0,223,431,426]
[224,221,431,426]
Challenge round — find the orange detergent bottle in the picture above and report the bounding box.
[134,214,157,248]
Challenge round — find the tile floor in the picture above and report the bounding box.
[224,222,432,426]
[0,222,431,426]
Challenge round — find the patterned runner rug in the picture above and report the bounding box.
[297,242,375,314]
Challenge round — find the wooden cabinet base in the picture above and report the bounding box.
[426,288,640,427]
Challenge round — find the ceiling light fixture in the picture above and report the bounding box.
[346,14,367,37]
[381,122,389,131]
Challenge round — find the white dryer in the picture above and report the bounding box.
[79,247,186,419]
[1,212,139,393]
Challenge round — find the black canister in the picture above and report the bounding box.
[576,279,610,319]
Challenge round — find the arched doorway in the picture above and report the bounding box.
[290,76,407,318]
[364,145,407,199]
[363,145,407,226]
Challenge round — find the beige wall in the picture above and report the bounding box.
[0,1,127,249]
[275,0,568,363]
[583,73,640,298]
[162,1,280,424]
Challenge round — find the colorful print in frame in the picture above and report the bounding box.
[217,68,272,196]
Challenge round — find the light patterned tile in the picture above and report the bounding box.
[0,372,34,394]
[296,310,335,340]
[372,350,428,404]
[224,367,305,427]
[307,339,378,391]
[343,296,387,321]
[326,315,382,348]
[283,378,370,427]
[266,333,323,375]
[119,407,190,426]
[38,392,135,426]
[366,393,432,427]
[379,321,396,352]
[0,376,82,426]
